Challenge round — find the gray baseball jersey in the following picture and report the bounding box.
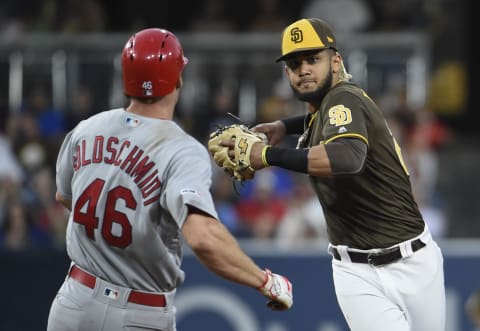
[56,108,218,292]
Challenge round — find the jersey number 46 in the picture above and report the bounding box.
[73,178,136,248]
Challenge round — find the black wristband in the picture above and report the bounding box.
[264,146,309,174]
[281,115,305,135]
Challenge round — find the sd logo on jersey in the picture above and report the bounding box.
[328,105,352,126]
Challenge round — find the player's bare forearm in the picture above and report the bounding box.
[248,142,265,170]
[307,144,333,176]
[182,212,265,288]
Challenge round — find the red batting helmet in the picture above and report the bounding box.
[121,28,188,98]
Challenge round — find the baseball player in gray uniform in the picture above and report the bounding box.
[47,28,292,331]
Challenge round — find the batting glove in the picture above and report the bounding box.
[258,268,293,311]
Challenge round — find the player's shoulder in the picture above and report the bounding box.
[74,108,123,130]
[325,82,375,108]
[328,82,364,99]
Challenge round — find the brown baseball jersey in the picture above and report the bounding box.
[305,82,424,249]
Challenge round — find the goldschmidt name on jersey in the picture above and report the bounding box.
[72,135,161,206]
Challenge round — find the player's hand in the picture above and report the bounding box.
[251,120,286,146]
[208,124,267,181]
[257,268,293,311]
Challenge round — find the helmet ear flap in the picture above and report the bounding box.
[121,28,188,98]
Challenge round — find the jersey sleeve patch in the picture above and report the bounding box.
[328,105,352,127]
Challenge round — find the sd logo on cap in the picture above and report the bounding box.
[276,18,337,62]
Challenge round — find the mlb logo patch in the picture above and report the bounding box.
[104,287,119,299]
[126,116,140,128]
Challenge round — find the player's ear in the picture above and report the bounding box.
[284,65,293,80]
[331,51,342,74]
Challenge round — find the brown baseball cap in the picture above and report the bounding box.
[276,18,337,62]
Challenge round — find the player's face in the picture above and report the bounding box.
[284,49,334,103]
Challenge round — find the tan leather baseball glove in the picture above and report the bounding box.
[208,124,267,181]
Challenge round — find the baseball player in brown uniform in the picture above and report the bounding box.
[236,18,445,330]
[47,28,292,331]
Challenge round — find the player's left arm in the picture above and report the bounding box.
[317,91,370,175]
[182,208,293,311]
[258,91,368,177]
[182,207,265,287]
[252,135,367,178]
[308,138,367,177]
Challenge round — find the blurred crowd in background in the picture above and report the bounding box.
[0,0,467,35]
[0,0,478,251]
